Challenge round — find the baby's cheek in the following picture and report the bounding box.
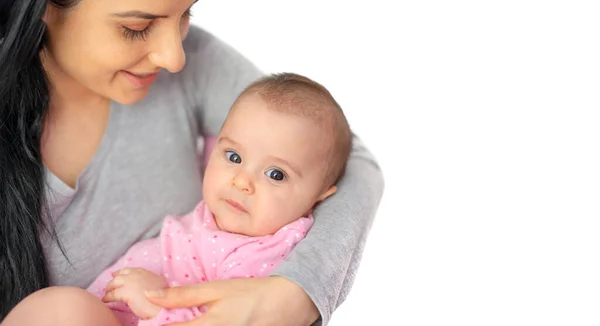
[255,210,291,234]
[202,172,215,196]
[203,165,229,198]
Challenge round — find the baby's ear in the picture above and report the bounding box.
[317,186,337,203]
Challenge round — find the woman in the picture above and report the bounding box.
[0,0,384,325]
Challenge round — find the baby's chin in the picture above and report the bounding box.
[212,213,227,231]
[213,214,251,236]
[215,216,281,237]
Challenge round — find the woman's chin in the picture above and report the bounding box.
[110,88,151,105]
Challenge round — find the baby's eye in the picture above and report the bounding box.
[265,169,286,181]
[226,151,242,164]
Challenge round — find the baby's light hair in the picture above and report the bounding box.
[241,72,352,188]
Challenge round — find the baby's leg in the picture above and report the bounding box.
[1,286,121,326]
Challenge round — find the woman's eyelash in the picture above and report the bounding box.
[121,9,191,42]
[122,26,151,42]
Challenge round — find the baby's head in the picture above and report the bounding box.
[203,73,351,236]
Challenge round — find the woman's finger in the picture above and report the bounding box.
[146,282,223,308]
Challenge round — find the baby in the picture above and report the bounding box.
[86,72,353,325]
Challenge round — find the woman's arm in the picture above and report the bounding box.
[272,135,384,325]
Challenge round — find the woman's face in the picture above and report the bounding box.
[43,0,195,104]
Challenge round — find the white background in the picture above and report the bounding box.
[192,1,600,325]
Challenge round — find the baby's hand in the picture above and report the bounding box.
[102,268,167,320]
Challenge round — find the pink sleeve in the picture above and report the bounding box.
[86,264,116,300]
[86,239,160,300]
[87,237,165,316]
[138,205,209,326]
[202,135,217,172]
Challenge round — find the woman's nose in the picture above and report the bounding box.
[148,27,186,73]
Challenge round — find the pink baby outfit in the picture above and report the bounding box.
[87,201,313,326]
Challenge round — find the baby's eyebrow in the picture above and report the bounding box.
[218,136,240,147]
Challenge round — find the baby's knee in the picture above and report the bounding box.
[24,286,99,310]
[32,286,93,301]
[2,286,119,326]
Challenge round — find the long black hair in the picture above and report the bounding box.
[0,0,78,319]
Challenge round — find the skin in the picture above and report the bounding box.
[25,0,320,324]
[1,287,121,326]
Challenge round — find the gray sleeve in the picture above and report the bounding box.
[272,135,385,326]
[181,25,265,136]
[182,25,385,326]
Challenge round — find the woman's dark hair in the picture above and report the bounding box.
[0,0,78,319]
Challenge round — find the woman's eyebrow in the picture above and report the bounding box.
[113,1,198,20]
[112,11,167,20]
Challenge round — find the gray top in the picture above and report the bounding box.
[43,25,384,325]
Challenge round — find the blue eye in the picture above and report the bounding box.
[226,151,242,164]
[266,169,286,181]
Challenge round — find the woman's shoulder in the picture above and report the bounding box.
[181,25,262,79]
[182,24,222,55]
[153,25,260,90]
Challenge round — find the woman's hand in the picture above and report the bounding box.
[145,276,319,326]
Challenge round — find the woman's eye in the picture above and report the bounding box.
[266,169,286,181]
[122,26,151,42]
[225,151,242,164]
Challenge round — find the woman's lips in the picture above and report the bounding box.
[225,199,248,213]
[122,70,159,88]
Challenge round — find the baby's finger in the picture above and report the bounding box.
[101,288,122,303]
[105,275,126,293]
[112,268,133,277]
